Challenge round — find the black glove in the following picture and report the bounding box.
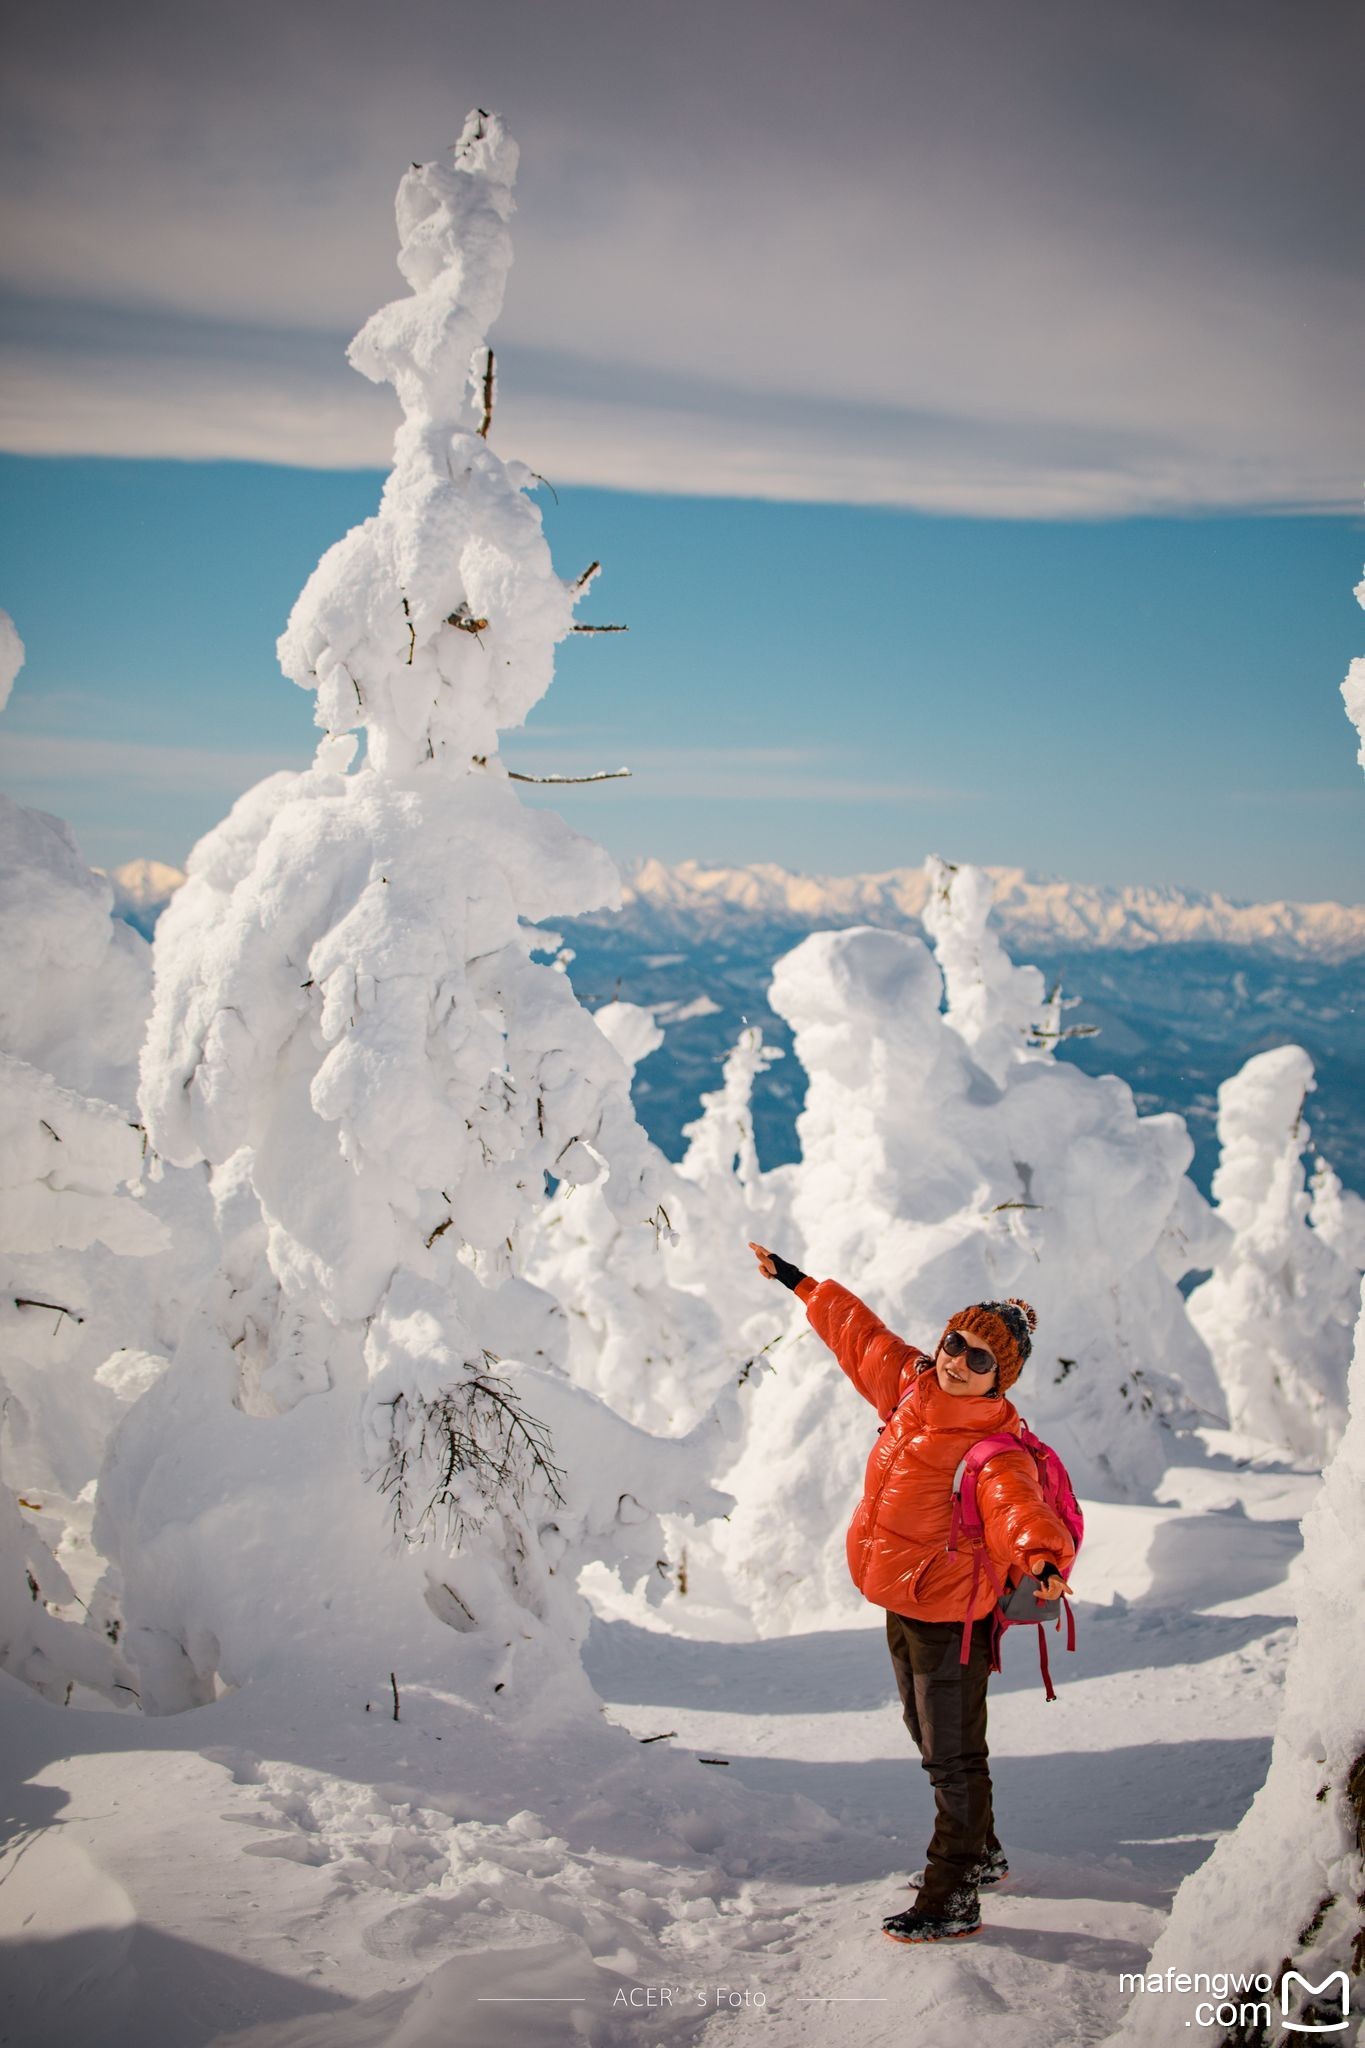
[767,1251,810,1292]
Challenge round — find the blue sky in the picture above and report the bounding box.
[1,454,1361,901]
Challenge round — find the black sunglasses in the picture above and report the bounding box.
[941,1330,997,1376]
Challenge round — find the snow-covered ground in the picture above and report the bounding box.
[0,1422,1318,2047]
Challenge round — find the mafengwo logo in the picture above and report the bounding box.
[1281,1968,1350,2034]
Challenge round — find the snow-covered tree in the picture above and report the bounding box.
[704,855,1225,1633]
[97,114,728,1720]
[1186,1045,1361,1461]
[522,1005,799,1629]
[0,612,202,1701]
[1309,1153,1365,1270]
[520,1001,740,1442]
[1105,565,1365,2046]
[672,1023,793,1399]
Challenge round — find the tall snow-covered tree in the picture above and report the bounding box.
[1186,1044,1361,1461]
[99,112,726,1718]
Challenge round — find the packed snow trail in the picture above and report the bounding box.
[0,1427,1313,2046]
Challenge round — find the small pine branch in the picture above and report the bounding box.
[737,1332,784,1386]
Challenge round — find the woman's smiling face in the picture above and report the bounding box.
[934,1333,999,1398]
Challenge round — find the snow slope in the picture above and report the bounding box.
[0,1427,1317,2046]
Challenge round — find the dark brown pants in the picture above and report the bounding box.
[885,1610,1000,1910]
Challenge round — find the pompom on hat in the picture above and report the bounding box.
[941,1298,1038,1393]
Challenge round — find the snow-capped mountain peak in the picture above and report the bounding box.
[619,856,1365,959]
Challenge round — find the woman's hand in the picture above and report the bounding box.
[1034,1566,1075,1603]
[748,1243,809,1292]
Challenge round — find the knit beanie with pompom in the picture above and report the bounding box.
[941,1298,1038,1393]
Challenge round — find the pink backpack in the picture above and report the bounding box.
[947,1427,1084,1701]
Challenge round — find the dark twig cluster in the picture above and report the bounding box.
[372,1358,565,1547]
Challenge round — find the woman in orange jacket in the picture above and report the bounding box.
[748,1243,1077,1946]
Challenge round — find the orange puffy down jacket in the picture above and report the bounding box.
[795,1277,1078,1621]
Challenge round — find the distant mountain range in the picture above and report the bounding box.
[106,855,1365,1197]
[616,857,1365,961]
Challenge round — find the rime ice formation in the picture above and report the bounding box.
[109,113,727,1718]
[0,800,151,1111]
[1186,1046,1361,1461]
[1104,546,1365,2048]
[0,618,197,1700]
[704,856,1225,1634]
[519,999,738,1444]
[276,116,574,777]
[1310,1154,1365,1270]
[0,1048,169,1702]
[0,608,23,712]
[521,1008,786,1474]
[1342,554,1365,774]
[921,855,1051,1084]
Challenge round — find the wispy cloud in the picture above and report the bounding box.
[0,315,1355,518]
[0,729,958,809]
[1,0,1359,516]
[0,730,308,793]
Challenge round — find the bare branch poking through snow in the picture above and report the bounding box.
[506,768,632,785]
[371,1369,566,1549]
[478,349,495,439]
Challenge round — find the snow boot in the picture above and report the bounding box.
[883,1885,982,1944]
[907,1844,1008,1890]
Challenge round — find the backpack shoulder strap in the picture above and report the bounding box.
[948,1432,1034,1550]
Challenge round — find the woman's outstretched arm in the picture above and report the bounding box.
[748,1243,925,1419]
